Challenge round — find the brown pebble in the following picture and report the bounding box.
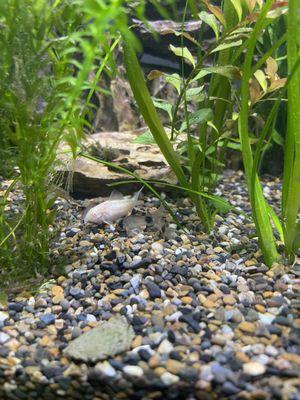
[255,304,266,313]
[181,296,193,305]
[166,359,182,374]
[238,321,256,333]
[131,335,143,348]
[223,295,236,305]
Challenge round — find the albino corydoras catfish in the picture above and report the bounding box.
[83,187,143,225]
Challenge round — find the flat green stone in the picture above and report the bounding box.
[64,316,135,362]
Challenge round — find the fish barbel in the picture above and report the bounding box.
[83,187,143,225]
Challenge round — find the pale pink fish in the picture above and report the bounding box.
[83,187,143,225]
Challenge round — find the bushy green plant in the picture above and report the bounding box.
[0,0,127,283]
[122,0,299,267]
[122,0,286,232]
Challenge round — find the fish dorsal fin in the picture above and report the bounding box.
[133,186,144,202]
[109,190,124,200]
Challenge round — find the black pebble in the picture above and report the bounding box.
[146,280,161,299]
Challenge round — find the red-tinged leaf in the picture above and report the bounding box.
[249,77,262,104]
[203,0,227,27]
[265,57,278,82]
[244,0,258,13]
[268,78,287,92]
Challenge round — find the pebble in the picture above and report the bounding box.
[95,361,117,378]
[160,371,179,385]
[146,280,161,299]
[157,339,174,354]
[0,173,298,400]
[40,313,55,325]
[0,332,10,344]
[123,365,143,378]
[243,361,266,376]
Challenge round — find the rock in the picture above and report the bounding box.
[157,339,173,354]
[166,359,183,374]
[0,332,10,344]
[146,280,161,299]
[243,361,266,376]
[40,313,55,325]
[64,316,134,362]
[161,371,179,385]
[179,314,200,333]
[57,131,177,198]
[0,311,9,323]
[238,321,256,333]
[86,314,97,323]
[223,295,236,305]
[123,365,143,378]
[95,361,117,378]
[221,382,241,395]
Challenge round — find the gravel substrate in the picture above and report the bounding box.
[0,170,299,400]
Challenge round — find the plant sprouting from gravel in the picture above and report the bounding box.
[0,0,129,283]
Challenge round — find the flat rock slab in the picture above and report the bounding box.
[57,130,177,198]
[64,316,134,362]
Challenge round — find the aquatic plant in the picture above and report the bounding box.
[0,0,127,282]
[122,0,299,266]
[238,0,299,266]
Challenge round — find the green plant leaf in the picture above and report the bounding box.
[133,130,156,145]
[229,0,243,21]
[198,11,219,40]
[169,44,196,68]
[185,86,206,102]
[293,221,300,252]
[192,65,241,81]
[122,30,188,188]
[271,129,284,146]
[165,73,181,94]
[211,40,243,53]
[180,108,213,131]
[152,98,173,121]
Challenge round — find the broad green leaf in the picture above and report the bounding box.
[180,108,213,131]
[254,69,268,92]
[192,65,241,81]
[229,0,243,21]
[198,11,219,40]
[152,98,173,121]
[165,73,181,94]
[169,45,195,68]
[133,130,155,145]
[122,31,188,188]
[211,40,243,53]
[185,86,205,102]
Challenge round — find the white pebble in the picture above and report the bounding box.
[151,242,164,253]
[0,332,10,344]
[157,339,174,354]
[123,365,143,378]
[95,361,116,378]
[165,311,182,322]
[86,314,97,323]
[243,361,266,376]
[161,372,179,385]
